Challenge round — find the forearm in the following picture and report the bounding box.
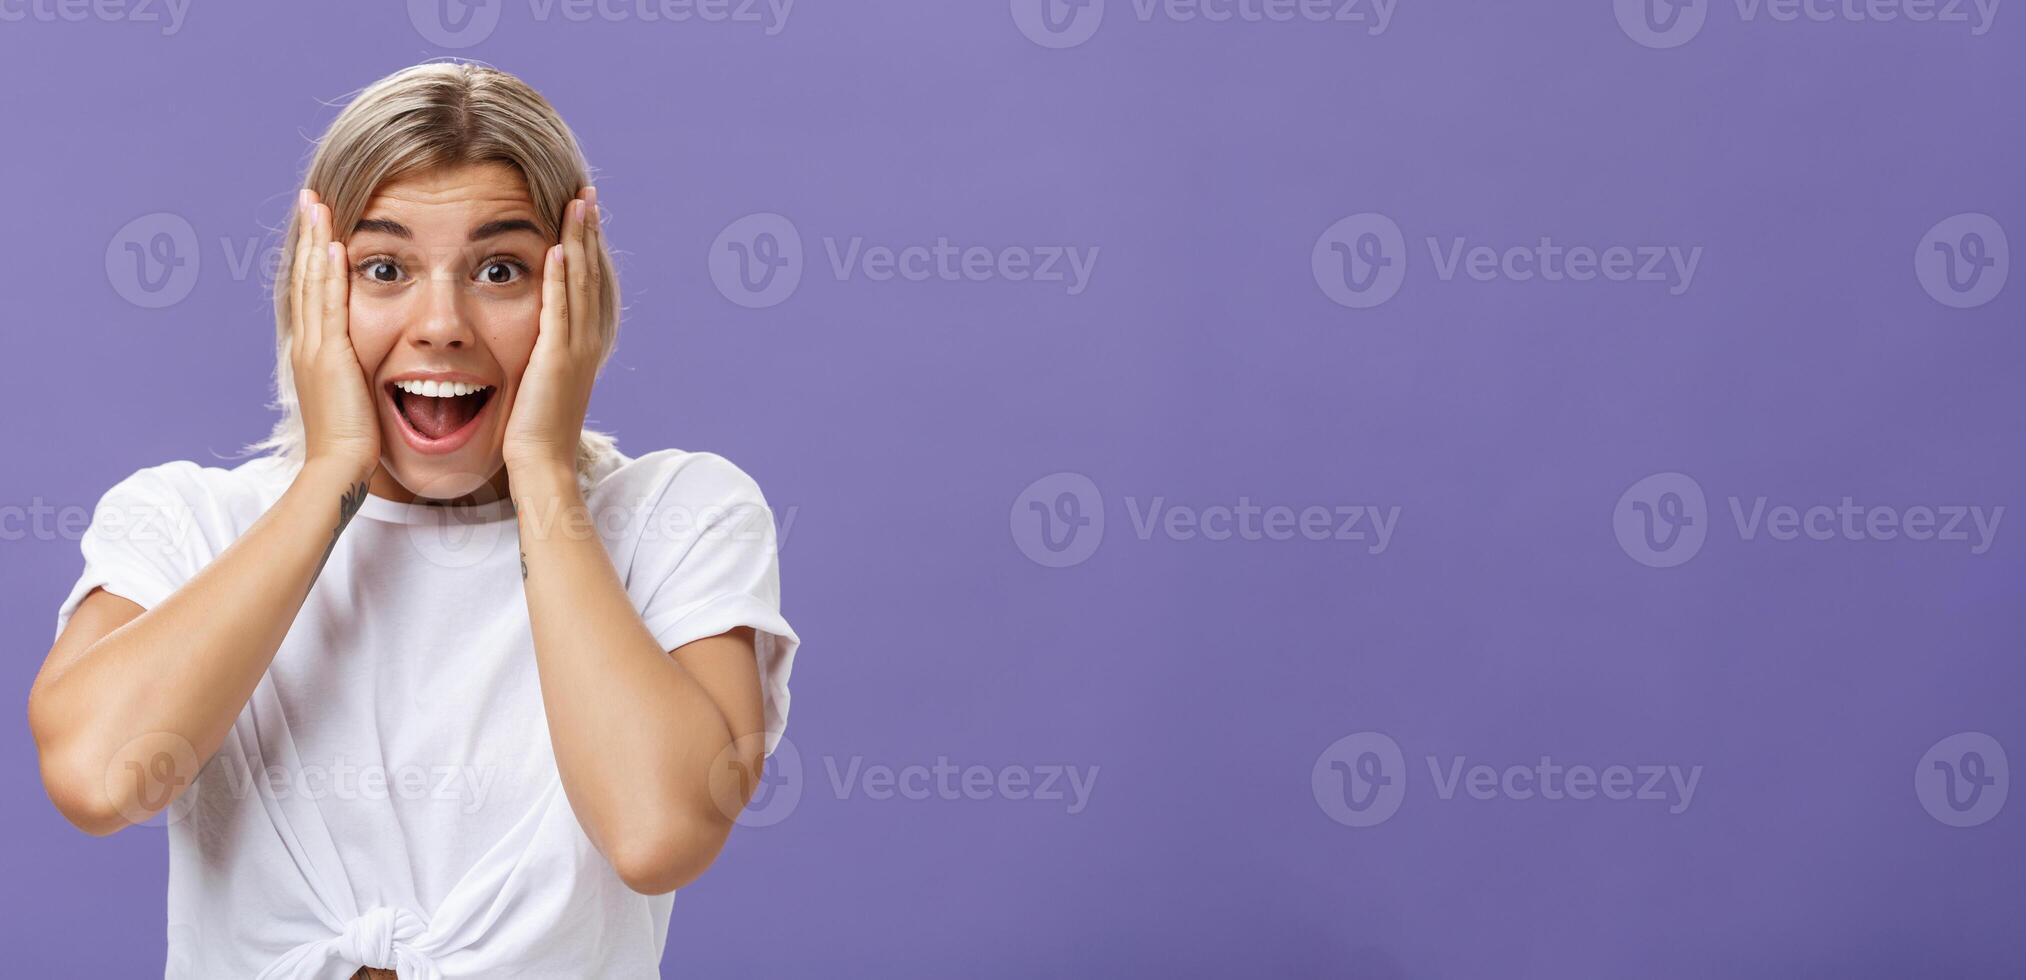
[513,464,743,891]
[31,458,371,830]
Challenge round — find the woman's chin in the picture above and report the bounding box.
[381,448,506,504]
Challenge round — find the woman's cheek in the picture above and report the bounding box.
[477,310,540,375]
[345,302,403,374]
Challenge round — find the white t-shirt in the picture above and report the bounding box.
[51,448,800,979]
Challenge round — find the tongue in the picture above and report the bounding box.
[401,391,482,440]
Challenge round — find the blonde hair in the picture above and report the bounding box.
[246,60,622,484]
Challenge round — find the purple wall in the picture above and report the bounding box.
[3,1,2022,976]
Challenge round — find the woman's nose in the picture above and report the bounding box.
[412,273,474,348]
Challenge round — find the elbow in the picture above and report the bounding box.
[37,749,137,838]
[57,799,134,838]
[26,693,117,835]
[30,717,182,839]
[610,811,734,896]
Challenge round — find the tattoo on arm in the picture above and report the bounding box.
[309,480,369,596]
[520,550,529,580]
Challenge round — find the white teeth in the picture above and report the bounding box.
[393,379,490,398]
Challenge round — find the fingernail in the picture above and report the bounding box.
[571,199,585,224]
[298,189,311,218]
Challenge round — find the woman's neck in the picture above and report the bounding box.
[366,464,514,507]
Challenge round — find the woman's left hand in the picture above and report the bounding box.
[503,186,604,480]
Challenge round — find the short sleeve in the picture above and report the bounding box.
[52,462,207,642]
[629,453,801,758]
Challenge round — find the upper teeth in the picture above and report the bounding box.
[394,379,490,398]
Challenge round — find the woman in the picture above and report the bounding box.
[27,61,800,979]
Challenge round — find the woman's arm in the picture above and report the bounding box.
[504,191,769,894]
[30,193,381,836]
[514,463,767,895]
[28,457,373,835]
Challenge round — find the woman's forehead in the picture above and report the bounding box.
[359,163,535,225]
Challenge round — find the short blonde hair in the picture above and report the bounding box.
[247,60,622,482]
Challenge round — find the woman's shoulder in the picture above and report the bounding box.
[99,454,295,516]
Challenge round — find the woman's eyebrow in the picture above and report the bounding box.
[352,218,411,238]
[469,218,541,242]
[348,218,542,241]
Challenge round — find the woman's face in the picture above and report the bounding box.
[341,162,551,503]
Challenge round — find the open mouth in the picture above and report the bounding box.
[387,379,496,449]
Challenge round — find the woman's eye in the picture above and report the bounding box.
[356,260,400,283]
[479,260,524,285]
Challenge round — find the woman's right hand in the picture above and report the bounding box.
[291,190,381,481]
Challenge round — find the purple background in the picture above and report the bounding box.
[4,1,2024,977]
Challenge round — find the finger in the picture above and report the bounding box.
[323,241,351,354]
[291,190,316,352]
[304,206,328,353]
[580,186,603,355]
[561,196,590,351]
[539,243,568,359]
